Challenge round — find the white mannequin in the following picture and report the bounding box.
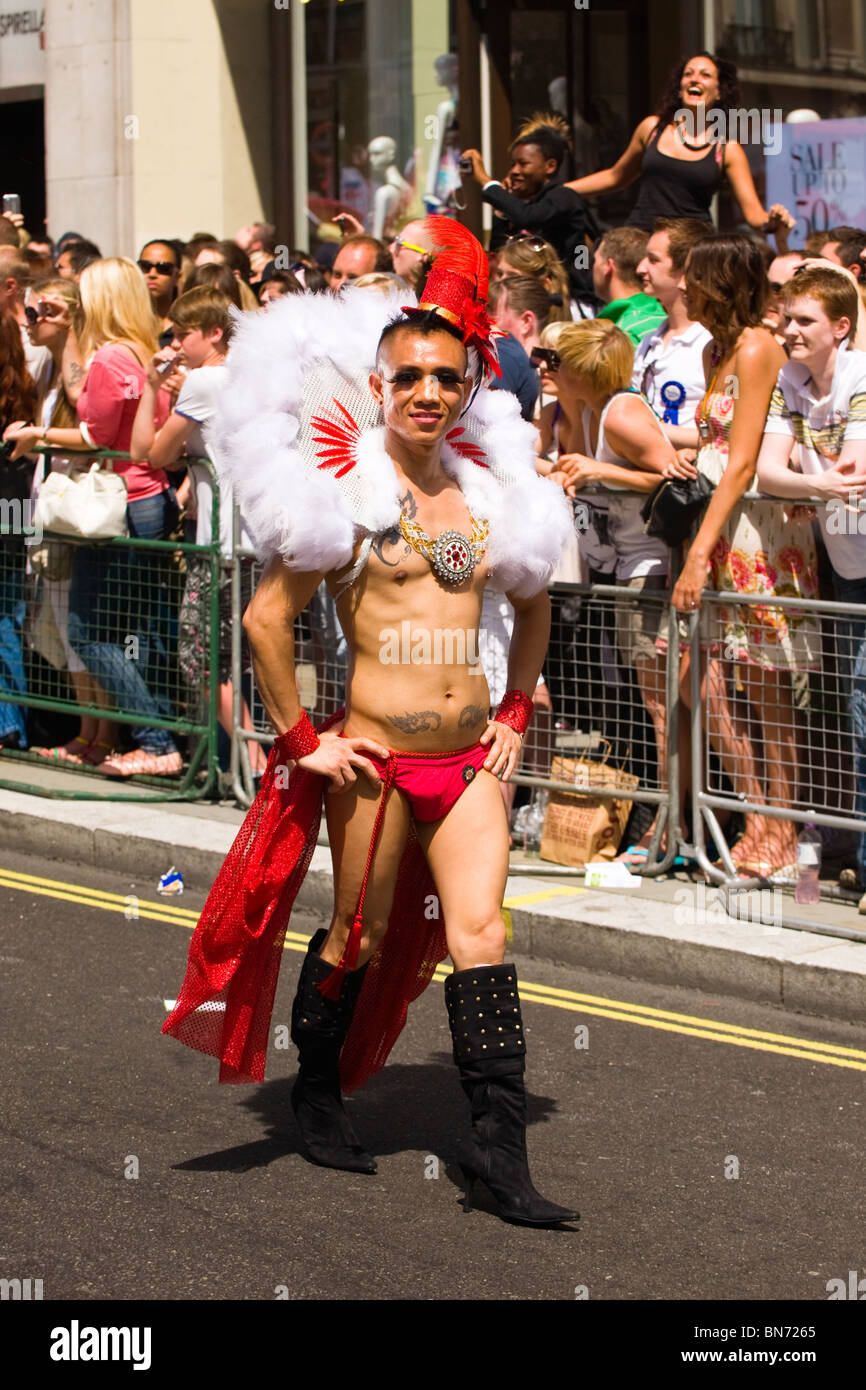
[425,53,461,211]
[367,136,410,240]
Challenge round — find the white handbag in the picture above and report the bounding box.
[33,461,129,540]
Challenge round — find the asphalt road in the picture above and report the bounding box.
[1,846,864,1306]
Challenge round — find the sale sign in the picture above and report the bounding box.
[766,117,866,247]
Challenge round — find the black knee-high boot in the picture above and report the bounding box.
[444,963,578,1226]
[290,929,376,1174]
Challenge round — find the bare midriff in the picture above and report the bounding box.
[333,495,492,754]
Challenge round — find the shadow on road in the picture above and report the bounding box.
[170,1055,566,1176]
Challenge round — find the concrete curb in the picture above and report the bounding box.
[1,788,864,1026]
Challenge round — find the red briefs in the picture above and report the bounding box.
[366,740,492,822]
[321,738,493,994]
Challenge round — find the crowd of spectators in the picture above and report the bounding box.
[2,48,866,905]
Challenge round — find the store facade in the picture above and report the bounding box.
[25,0,866,256]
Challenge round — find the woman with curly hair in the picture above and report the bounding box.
[672,235,820,878]
[566,52,793,240]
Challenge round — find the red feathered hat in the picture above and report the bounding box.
[403,216,502,380]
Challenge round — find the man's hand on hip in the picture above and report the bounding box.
[297,728,389,793]
[480,720,523,782]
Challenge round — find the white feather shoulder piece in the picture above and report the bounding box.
[205,288,571,596]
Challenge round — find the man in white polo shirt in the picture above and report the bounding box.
[632,217,713,448]
[756,264,866,904]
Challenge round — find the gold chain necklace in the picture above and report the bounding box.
[399,509,489,584]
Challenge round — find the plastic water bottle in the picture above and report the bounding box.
[523,791,548,855]
[794,824,822,905]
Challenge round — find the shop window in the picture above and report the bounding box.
[304,0,456,251]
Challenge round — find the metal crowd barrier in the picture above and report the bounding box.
[508,576,681,876]
[684,589,866,938]
[230,528,347,807]
[227,494,866,940]
[0,448,221,800]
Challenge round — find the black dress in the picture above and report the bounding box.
[626,123,724,231]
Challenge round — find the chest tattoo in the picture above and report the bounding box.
[372,489,416,566]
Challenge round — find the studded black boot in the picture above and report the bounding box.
[444,963,578,1226]
[290,928,376,1174]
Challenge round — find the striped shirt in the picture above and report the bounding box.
[764,344,866,579]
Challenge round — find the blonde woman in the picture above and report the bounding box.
[552,319,689,861]
[535,320,581,464]
[24,258,183,777]
[3,277,119,764]
[492,234,573,323]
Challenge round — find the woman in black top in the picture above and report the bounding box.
[567,52,794,241]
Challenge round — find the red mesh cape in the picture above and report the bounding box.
[162,713,447,1092]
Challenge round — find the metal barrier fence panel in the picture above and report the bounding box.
[230,552,679,866]
[231,548,348,806]
[228,505,866,938]
[689,591,866,879]
[0,449,221,800]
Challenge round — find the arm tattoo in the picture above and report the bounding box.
[372,489,416,566]
[386,710,442,735]
[67,361,85,385]
[458,703,486,728]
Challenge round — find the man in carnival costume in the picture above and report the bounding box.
[163,218,577,1227]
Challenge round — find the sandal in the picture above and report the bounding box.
[735,858,798,881]
[35,736,91,764]
[95,749,183,778]
[617,844,650,867]
[80,739,116,767]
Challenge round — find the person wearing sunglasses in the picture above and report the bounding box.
[54,238,101,282]
[0,245,54,401]
[387,219,436,292]
[138,239,182,347]
[4,276,123,766]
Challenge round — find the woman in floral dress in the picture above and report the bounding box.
[672,235,820,876]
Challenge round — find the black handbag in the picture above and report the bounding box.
[640,472,715,548]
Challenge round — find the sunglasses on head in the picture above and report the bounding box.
[530,347,560,371]
[138,258,176,275]
[506,233,549,254]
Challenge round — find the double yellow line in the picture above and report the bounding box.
[2,864,865,1072]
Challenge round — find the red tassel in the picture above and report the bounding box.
[316,912,364,1000]
[315,763,393,1003]
[317,963,346,1001]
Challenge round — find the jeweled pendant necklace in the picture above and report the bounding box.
[399,509,489,584]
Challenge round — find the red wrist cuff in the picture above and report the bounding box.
[495,688,534,735]
[274,711,320,762]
